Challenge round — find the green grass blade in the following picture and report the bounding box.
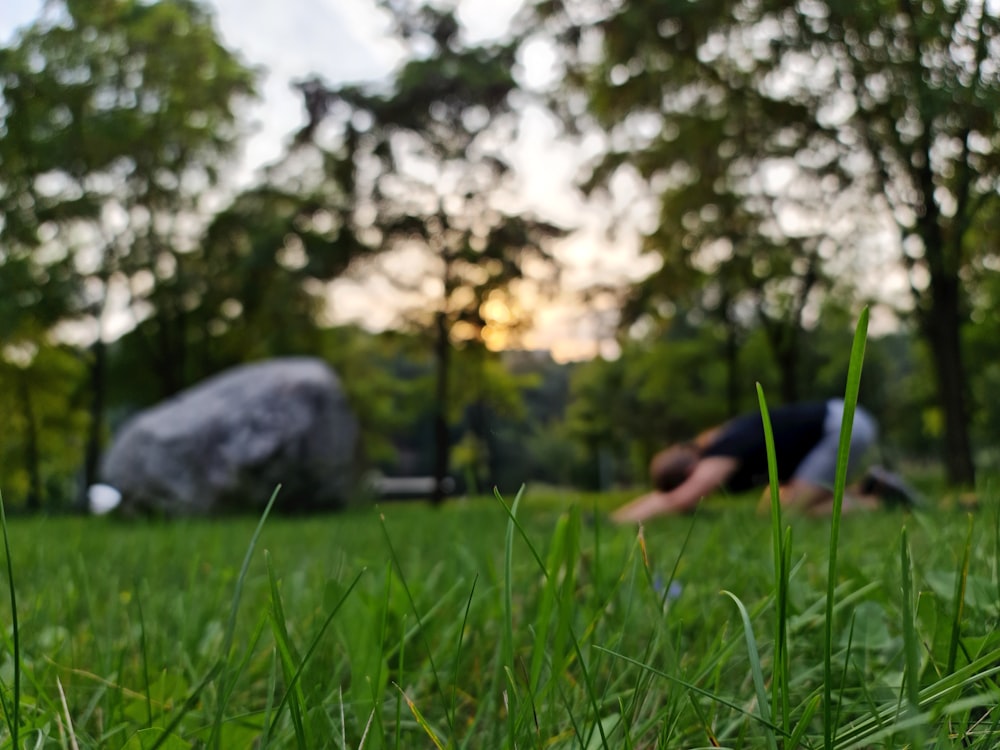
[722,590,778,750]
[567,625,611,749]
[265,550,308,749]
[396,682,446,749]
[378,508,453,736]
[948,514,974,674]
[394,612,405,750]
[835,610,859,734]
[756,382,783,538]
[756,383,791,736]
[779,525,792,729]
[529,512,570,693]
[0,491,19,749]
[145,662,223,750]
[496,495,611,749]
[501,487,523,746]
[824,306,869,750]
[135,582,153,728]
[135,587,154,729]
[259,647,279,750]
[593,646,788,736]
[494,485,547,575]
[995,500,1000,618]
[209,484,281,749]
[828,537,994,749]
[788,693,821,750]
[449,574,478,740]
[550,506,581,705]
[900,527,925,749]
[265,559,365,742]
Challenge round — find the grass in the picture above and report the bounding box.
[0,490,997,748]
[1,315,999,747]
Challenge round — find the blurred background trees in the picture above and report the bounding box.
[1,0,997,510]
[528,0,1000,487]
[0,0,257,500]
[278,1,565,501]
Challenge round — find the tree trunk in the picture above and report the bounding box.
[722,301,741,418]
[431,310,451,505]
[907,122,977,486]
[82,336,107,495]
[762,319,799,403]
[469,398,495,492]
[17,370,42,512]
[776,343,799,404]
[921,277,976,486]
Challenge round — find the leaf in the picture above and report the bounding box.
[122,729,190,750]
[925,572,999,617]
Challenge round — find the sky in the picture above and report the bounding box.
[2,0,651,361]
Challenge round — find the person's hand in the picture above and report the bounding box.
[610,492,669,523]
[611,491,701,522]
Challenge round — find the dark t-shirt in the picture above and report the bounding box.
[700,401,829,492]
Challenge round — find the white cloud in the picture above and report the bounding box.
[208,0,401,179]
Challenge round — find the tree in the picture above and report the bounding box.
[530,0,854,405]
[530,0,1000,485]
[0,0,257,491]
[155,180,366,385]
[0,236,89,511]
[0,164,84,510]
[0,344,89,511]
[293,1,565,502]
[810,1,999,486]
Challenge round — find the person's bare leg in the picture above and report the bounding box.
[776,480,832,515]
[760,479,887,517]
[807,494,881,516]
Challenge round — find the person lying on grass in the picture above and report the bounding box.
[612,399,918,523]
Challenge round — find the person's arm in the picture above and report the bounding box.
[612,456,739,523]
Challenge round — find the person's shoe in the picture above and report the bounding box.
[861,466,923,509]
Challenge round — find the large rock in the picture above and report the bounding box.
[100,357,357,516]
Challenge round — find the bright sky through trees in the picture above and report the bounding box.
[1,0,652,361]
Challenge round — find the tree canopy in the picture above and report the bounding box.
[289,1,566,500]
[0,0,257,496]
[529,0,1000,485]
[1,0,996,508]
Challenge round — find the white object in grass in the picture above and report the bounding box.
[88,484,122,515]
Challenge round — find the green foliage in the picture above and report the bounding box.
[0,0,256,264]
[531,0,1000,484]
[0,0,259,491]
[320,327,433,468]
[287,3,566,497]
[966,267,1000,458]
[292,4,564,348]
[0,345,89,510]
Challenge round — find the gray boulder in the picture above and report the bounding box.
[100,357,357,516]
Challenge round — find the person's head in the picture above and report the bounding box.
[649,443,699,491]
